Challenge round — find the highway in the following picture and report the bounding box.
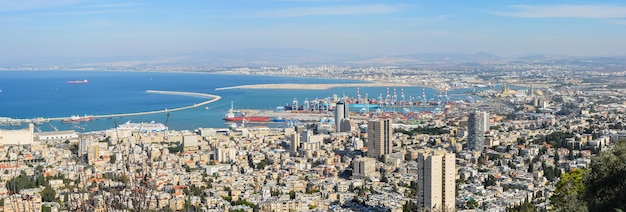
[47,90,222,121]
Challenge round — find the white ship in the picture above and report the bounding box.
[117,120,168,132]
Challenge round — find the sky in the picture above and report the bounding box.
[2,0,626,63]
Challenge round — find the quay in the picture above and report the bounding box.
[41,90,222,122]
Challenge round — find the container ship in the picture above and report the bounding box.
[61,115,94,123]
[223,102,270,122]
[68,79,88,84]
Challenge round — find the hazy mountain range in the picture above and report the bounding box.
[2,48,626,68]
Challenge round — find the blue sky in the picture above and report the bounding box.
[2,0,626,62]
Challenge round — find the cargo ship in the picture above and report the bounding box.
[61,115,94,123]
[68,79,88,84]
[223,102,270,122]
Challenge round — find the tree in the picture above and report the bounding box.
[403,200,418,212]
[509,200,536,212]
[41,186,56,202]
[583,140,626,211]
[257,159,269,170]
[270,188,281,197]
[484,174,497,188]
[289,190,296,200]
[544,166,556,181]
[467,198,479,209]
[6,172,36,193]
[508,160,517,170]
[550,169,587,211]
[554,151,560,164]
[109,154,116,164]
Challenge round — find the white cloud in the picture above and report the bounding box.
[253,4,403,18]
[495,4,626,18]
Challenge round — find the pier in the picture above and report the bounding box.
[2,90,221,125]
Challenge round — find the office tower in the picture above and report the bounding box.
[352,156,377,179]
[335,101,349,132]
[340,119,352,132]
[367,119,392,158]
[468,111,489,151]
[418,150,456,211]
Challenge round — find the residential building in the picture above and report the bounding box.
[352,156,377,179]
[468,111,489,151]
[367,119,392,159]
[418,150,455,211]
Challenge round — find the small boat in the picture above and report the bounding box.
[68,79,88,84]
[272,117,286,122]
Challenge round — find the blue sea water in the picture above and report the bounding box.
[0,70,484,132]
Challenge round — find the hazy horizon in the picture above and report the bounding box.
[3,0,626,64]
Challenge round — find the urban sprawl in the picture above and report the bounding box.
[1,61,626,212]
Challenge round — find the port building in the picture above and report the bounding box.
[0,124,34,145]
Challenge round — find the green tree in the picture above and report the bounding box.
[403,200,418,212]
[583,140,626,211]
[256,159,269,170]
[467,198,479,209]
[484,174,497,188]
[554,152,560,164]
[544,166,556,181]
[6,172,36,193]
[508,200,536,212]
[550,169,587,212]
[41,186,56,202]
[289,190,296,200]
[109,154,116,164]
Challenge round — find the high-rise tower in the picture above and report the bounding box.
[418,150,456,211]
[335,100,349,132]
[468,111,489,151]
[367,119,392,158]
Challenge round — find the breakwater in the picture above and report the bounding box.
[4,90,222,124]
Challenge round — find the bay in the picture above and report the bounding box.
[0,70,478,132]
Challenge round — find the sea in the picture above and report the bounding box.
[0,70,490,132]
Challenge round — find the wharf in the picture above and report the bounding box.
[243,110,329,121]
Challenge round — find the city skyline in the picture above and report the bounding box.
[2,0,626,64]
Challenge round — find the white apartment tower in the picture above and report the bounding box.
[418,150,456,211]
